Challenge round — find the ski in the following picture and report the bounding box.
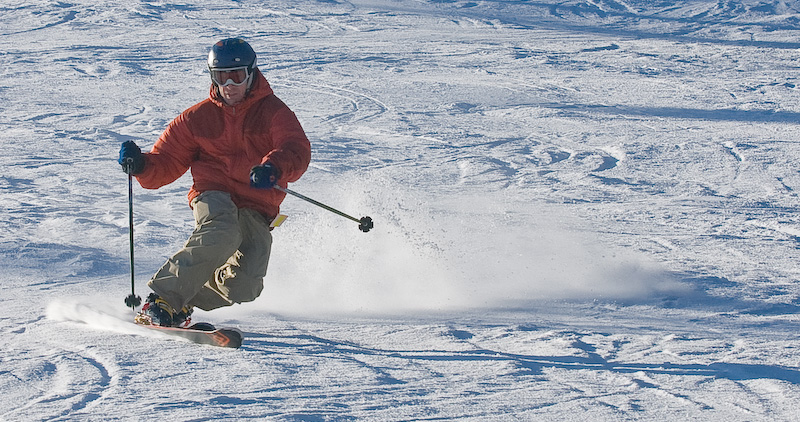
[137,321,243,349]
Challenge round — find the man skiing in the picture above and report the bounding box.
[118,38,311,327]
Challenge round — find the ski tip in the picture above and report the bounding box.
[134,318,243,348]
[217,328,243,348]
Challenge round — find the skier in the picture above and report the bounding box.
[118,38,311,327]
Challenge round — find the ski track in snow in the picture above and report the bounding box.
[2,0,800,420]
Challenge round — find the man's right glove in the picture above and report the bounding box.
[250,163,280,189]
[118,141,146,175]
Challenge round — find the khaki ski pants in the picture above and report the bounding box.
[148,191,272,311]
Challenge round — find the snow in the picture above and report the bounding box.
[2,0,800,420]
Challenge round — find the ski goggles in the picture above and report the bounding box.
[210,66,251,87]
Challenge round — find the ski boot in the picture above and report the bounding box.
[135,293,193,328]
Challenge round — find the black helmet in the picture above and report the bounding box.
[207,38,256,71]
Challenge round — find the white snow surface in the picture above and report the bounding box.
[3,0,800,420]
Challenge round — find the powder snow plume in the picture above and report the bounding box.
[46,298,166,339]
[258,182,691,316]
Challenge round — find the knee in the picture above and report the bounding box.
[228,278,264,304]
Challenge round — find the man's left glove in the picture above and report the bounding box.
[250,163,280,189]
[118,141,146,175]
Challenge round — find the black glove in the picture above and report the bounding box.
[118,141,146,175]
[250,163,280,189]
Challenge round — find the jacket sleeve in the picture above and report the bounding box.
[136,113,197,189]
[263,107,311,183]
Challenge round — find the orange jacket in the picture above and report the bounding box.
[135,69,311,221]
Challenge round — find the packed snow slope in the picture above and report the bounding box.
[3,0,800,420]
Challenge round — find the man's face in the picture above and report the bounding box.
[220,82,248,106]
[211,67,251,106]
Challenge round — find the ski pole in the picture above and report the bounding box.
[123,163,142,310]
[274,185,373,233]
